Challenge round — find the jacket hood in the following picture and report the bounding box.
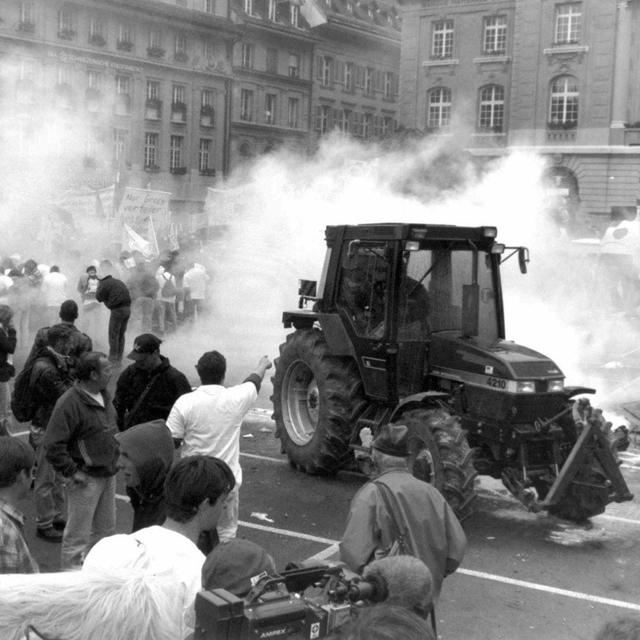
[116,419,174,499]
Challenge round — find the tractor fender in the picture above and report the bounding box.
[563,386,596,399]
[389,391,450,423]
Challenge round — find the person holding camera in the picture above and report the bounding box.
[339,422,467,602]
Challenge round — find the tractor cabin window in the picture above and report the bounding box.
[337,242,389,338]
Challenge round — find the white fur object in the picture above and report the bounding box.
[0,567,183,640]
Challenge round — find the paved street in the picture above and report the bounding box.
[15,410,640,640]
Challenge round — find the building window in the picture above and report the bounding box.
[364,67,374,95]
[18,2,35,31]
[172,85,185,104]
[432,20,454,59]
[427,87,451,129]
[199,139,214,174]
[288,97,300,128]
[320,56,333,87]
[87,70,102,90]
[241,43,254,68]
[144,132,159,169]
[336,108,351,133]
[117,23,134,50]
[171,85,187,122]
[204,0,215,12]
[88,17,106,46]
[266,48,278,74]
[380,116,394,136]
[343,62,353,92]
[265,94,277,125]
[169,135,184,172]
[289,53,300,78]
[240,89,253,121]
[483,15,507,54]
[145,80,161,119]
[175,33,188,61]
[113,128,127,164]
[549,75,578,127]
[362,113,373,139]
[57,8,75,39]
[315,105,332,133]
[268,0,277,21]
[478,85,504,131]
[383,72,394,99]
[148,29,165,57]
[115,75,132,116]
[201,89,215,127]
[290,4,299,27]
[244,0,253,14]
[203,40,215,60]
[555,3,581,45]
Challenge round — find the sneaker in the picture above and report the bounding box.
[36,526,63,542]
[52,518,67,531]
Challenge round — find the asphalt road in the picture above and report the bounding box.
[15,412,640,640]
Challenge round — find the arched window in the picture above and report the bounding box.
[427,87,451,129]
[549,75,578,128]
[478,84,504,132]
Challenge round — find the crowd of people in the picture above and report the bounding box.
[0,254,637,639]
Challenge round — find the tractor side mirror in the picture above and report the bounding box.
[518,247,530,274]
[298,280,318,309]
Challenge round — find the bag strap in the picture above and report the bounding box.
[126,371,162,428]
[374,480,413,556]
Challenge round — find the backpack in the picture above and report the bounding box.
[161,274,177,298]
[10,361,37,423]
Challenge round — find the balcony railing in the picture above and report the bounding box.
[117,40,134,51]
[147,46,166,59]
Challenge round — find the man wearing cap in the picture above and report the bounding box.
[339,422,467,602]
[166,351,272,545]
[113,333,191,432]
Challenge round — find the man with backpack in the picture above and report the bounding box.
[22,325,74,541]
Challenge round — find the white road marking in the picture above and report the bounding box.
[459,568,640,612]
[241,452,288,464]
[306,543,340,563]
[598,514,640,526]
[236,520,337,546]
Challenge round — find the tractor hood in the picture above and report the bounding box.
[429,331,564,383]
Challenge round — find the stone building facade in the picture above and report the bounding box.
[398,0,640,227]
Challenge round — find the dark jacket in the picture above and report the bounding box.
[113,356,191,431]
[0,305,16,382]
[96,275,131,310]
[116,419,174,531]
[29,348,74,429]
[44,385,119,478]
[26,324,92,373]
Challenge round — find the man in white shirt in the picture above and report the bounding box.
[83,455,235,639]
[166,351,272,543]
[183,263,209,322]
[42,266,68,326]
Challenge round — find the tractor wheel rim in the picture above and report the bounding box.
[282,360,319,446]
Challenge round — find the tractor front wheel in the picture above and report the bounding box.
[400,407,478,521]
[271,329,365,474]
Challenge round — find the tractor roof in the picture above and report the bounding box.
[325,223,499,249]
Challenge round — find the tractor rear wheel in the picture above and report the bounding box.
[271,329,365,474]
[400,407,478,521]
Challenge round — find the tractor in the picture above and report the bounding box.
[271,223,633,521]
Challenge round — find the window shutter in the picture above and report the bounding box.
[374,70,382,92]
[316,56,323,80]
[335,60,344,84]
[355,65,364,88]
[373,116,381,136]
[314,105,322,131]
[328,107,335,129]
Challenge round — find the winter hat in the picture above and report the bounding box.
[202,539,276,596]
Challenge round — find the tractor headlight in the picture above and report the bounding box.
[547,379,564,393]
[516,381,535,393]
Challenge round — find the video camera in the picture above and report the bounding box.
[194,563,384,640]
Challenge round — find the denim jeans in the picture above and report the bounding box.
[108,306,130,363]
[61,474,116,570]
[31,428,65,529]
[217,485,239,542]
[131,297,155,334]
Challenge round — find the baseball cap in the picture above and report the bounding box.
[371,423,410,458]
[127,333,162,360]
